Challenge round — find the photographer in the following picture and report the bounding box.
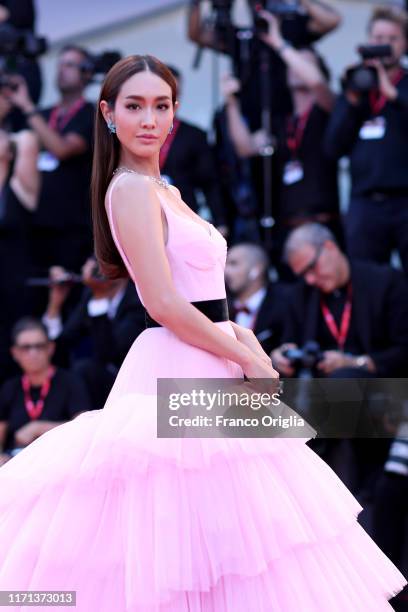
[6,45,95,273]
[271,223,408,495]
[0,317,90,466]
[0,87,40,382]
[189,0,341,48]
[222,11,340,266]
[188,0,341,124]
[42,258,146,409]
[271,223,408,379]
[325,6,408,275]
[0,0,43,129]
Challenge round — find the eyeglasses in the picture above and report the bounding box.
[15,342,49,353]
[297,244,324,278]
[58,61,82,70]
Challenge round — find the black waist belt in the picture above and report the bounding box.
[144,298,229,328]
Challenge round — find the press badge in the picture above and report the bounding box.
[283,160,304,185]
[37,151,60,172]
[359,117,386,140]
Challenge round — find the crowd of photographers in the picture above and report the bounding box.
[0,0,406,602]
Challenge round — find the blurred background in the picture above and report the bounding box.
[0,2,407,608]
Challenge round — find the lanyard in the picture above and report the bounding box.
[21,366,56,420]
[369,68,404,116]
[48,97,86,132]
[286,108,311,158]
[320,283,352,351]
[159,117,181,169]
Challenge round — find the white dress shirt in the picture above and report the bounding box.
[42,286,126,341]
[233,286,267,330]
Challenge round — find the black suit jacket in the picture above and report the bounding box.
[55,282,146,369]
[229,283,288,354]
[281,261,408,376]
[161,120,227,226]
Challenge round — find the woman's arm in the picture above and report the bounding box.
[229,321,272,364]
[110,174,274,376]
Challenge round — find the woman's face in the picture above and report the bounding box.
[102,70,175,158]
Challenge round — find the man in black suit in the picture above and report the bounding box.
[272,224,408,378]
[271,223,408,496]
[225,242,287,354]
[161,65,228,234]
[42,258,146,409]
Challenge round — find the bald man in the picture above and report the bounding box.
[225,242,288,354]
[272,223,408,378]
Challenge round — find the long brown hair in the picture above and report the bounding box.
[91,55,177,278]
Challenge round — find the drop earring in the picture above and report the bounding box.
[168,122,174,135]
[107,119,116,134]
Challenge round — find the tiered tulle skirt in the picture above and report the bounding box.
[0,390,406,611]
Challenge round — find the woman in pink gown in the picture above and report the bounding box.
[0,55,406,611]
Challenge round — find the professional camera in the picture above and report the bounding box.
[264,0,301,17]
[79,51,122,82]
[282,341,324,374]
[208,0,235,43]
[0,23,47,60]
[26,260,108,288]
[343,44,393,93]
[84,52,122,77]
[253,0,301,32]
[210,0,302,39]
[211,0,233,23]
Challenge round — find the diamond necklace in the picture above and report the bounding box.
[113,166,169,189]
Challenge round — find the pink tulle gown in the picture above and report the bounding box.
[0,172,406,611]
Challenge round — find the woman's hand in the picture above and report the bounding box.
[242,352,280,380]
[231,322,279,380]
[230,322,271,365]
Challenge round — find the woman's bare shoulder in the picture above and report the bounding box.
[106,173,161,217]
[169,184,182,199]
